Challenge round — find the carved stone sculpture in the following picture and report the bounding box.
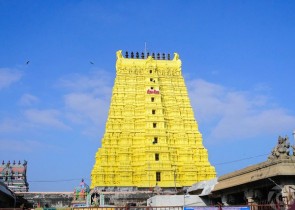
[269,135,291,160]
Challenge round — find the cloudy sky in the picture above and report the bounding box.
[1,1,295,191]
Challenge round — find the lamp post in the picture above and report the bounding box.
[172,164,177,193]
[293,130,295,145]
[148,160,151,189]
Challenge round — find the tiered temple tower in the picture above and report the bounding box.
[91,50,216,189]
[0,160,29,192]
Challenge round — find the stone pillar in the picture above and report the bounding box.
[282,185,295,207]
[244,189,257,210]
[221,195,228,206]
[247,197,254,204]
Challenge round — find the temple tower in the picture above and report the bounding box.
[0,160,29,192]
[91,50,216,189]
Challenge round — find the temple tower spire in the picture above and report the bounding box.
[91,50,216,189]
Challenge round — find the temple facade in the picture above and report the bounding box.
[91,50,216,189]
[0,160,29,192]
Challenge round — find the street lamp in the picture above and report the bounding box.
[293,130,295,145]
[172,164,177,193]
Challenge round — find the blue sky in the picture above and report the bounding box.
[1,1,295,191]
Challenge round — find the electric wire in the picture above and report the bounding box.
[214,153,268,165]
[29,178,90,183]
[27,153,270,183]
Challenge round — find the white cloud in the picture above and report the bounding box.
[188,79,295,142]
[0,119,23,132]
[19,93,39,106]
[58,70,112,136]
[58,70,112,96]
[0,68,22,90]
[64,93,109,125]
[0,70,113,136]
[24,109,70,130]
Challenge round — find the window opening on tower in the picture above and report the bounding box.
[155,153,159,161]
[153,123,157,128]
[152,110,156,114]
[151,97,155,102]
[150,70,152,73]
[153,137,158,144]
[156,172,161,181]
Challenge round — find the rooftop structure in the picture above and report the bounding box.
[0,160,29,192]
[72,179,90,207]
[212,135,295,206]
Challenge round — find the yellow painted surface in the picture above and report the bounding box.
[91,50,216,188]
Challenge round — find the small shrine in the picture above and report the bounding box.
[71,179,90,207]
[0,160,29,192]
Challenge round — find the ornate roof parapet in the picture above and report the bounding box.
[268,135,295,160]
[121,51,175,61]
[115,50,182,76]
[0,160,27,171]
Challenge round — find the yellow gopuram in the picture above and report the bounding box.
[91,50,216,189]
